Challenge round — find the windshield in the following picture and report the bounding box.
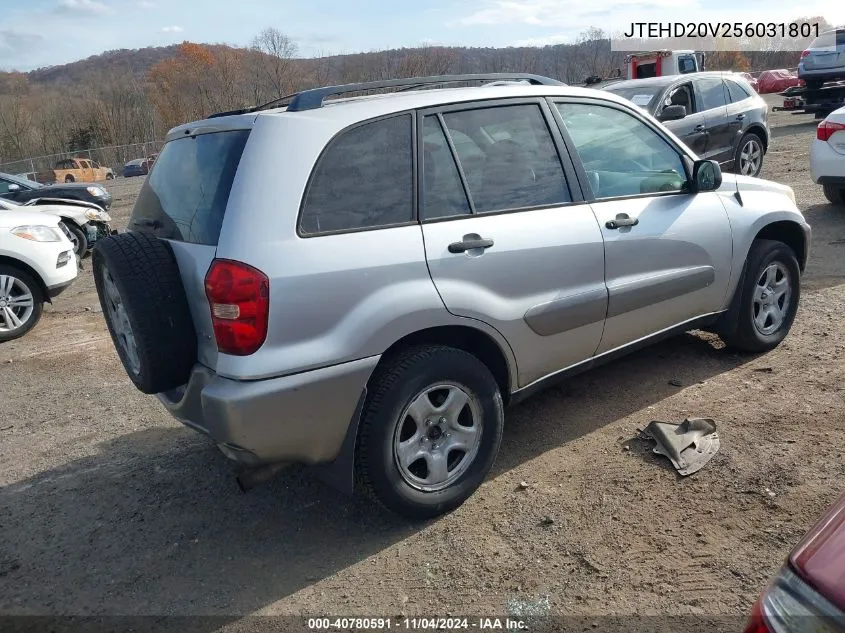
[1,172,42,189]
[602,85,663,111]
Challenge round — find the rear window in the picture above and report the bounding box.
[128,129,249,245]
[809,30,845,49]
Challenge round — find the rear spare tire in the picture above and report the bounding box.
[93,232,197,393]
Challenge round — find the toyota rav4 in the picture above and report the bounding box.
[93,74,811,519]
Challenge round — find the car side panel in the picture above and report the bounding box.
[209,114,517,383]
[716,183,812,289]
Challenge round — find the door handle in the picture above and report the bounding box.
[605,214,639,230]
[694,124,706,132]
[448,236,495,253]
[735,113,746,120]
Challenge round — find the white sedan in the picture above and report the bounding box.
[0,206,77,341]
[811,105,845,206]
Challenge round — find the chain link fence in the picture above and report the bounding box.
[0,141,163,179]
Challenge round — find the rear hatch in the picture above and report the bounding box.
[804,29,845,71]
[127,121,251,370]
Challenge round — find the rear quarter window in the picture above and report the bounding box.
[299,114,413,235]
[726,79,752,102]
[128,129,249,246]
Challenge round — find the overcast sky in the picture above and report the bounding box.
[1,0,844,71]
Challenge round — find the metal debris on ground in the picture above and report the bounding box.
[639,417,720,475]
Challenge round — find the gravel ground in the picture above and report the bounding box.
[1,96,844,624]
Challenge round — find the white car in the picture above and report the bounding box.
[0,206,77,341]
[0,197,112,258]
[810,105,845,206]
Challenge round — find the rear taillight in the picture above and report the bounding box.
[747,567,843,633]
[744,598,772,633]
[204,259,269,355]
[818,120,845,142]
[801,50,811,59]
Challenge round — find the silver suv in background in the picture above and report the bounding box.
[799,27,845,89]
[93,74,810,519]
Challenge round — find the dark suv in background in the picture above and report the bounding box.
[603,72,770,177]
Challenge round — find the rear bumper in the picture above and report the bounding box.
[810,139,845,183]
[157,356,380,466]
[798,67,845,82]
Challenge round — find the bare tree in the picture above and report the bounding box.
[250,28,299,98]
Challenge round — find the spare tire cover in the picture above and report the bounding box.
[93,231,198,394]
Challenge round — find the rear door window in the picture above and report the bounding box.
[421,116,472,219]
[299,114,413,235]
[439,104,570,213]
[128,129,249,245]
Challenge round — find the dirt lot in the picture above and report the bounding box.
[1,96,844,625]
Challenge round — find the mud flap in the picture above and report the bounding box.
[309,388,367,495]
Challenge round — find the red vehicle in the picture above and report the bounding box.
[745,491,845,632]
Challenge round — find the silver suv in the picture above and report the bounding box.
[799,27,845,89]
[94,73,810,519]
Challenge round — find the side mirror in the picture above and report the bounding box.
[7,183,20,192]
[692,159,722,192]
[659,104,687,121]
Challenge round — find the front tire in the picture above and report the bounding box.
[64,175,75,183]
[357,345,504,520]
[735,132,765,177]
[721,239,800,353]
[0,266,44,343]
[823,184,845,206]
[64,222,88,258]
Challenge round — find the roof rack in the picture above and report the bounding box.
[208,73,564,118]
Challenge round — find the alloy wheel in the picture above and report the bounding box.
[752,262,791,336]
[0,274,35,334]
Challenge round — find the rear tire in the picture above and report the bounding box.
[734,132,764,177]
[0,266,44,343]
[93,232,197,393]
[64,175,74,183]
[823,184,845,206]
[721,239,800,353]
[356,345,504,520]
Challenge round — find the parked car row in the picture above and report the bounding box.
[0,171,115,342]
[0,204,78,342]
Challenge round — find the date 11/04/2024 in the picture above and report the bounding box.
[307,617,528,630]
